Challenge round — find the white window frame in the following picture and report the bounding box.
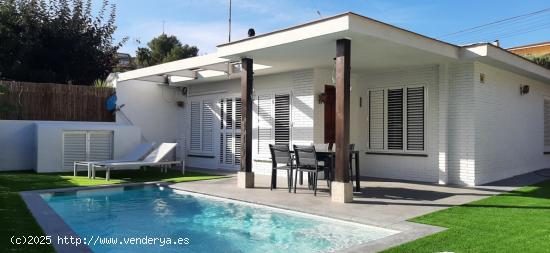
[366,84,428,154]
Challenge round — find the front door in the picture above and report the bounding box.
[219,97,241,169]
[324,85,336,143]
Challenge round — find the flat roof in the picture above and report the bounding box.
[217,12,458,49]
[118,12,550,84]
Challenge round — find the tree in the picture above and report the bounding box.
[136,47,153,68]
[0,0,126,85]
[136,34,198,68]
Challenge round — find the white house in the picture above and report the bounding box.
[116,13,550,192]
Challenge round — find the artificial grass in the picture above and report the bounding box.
[0,169,226,252]
[384,180,550,253]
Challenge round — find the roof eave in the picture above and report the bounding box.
[463,43,550,82]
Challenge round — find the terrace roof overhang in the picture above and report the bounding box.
[117,12,550,86]
[117,55,271,84]
[117,13,463,86]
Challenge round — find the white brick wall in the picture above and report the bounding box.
[446,62,476,185]
[292,70,315,146]
[473,62,550,185]
[356,65,440,183]
[438,63,450,184]
[120,60,550,186]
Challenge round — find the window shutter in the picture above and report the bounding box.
[225,134,233,164]
[257,95,273,156]
[234,133,241,165]
[545,99,550,146]
[202,100,214,152]
[235,98,242,129]
[62,131,87,171]
[190,101,201,151]
[387,88,403,150]
[220,99,225,130]
[226,98,233,129]
[369,90,384,149]
[88,131,113,161]
[406,87,425,151]
[274,94,290,145]
[219,99,224,163]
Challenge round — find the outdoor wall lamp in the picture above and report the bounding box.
[180,86,188,96]
[318,92,327,104]
[520,85,530,95]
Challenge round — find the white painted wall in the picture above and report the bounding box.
[0,120,141,172]
[473,62,550,185]
[0,120,37,171]
[34,122,141,173]
[116,80,185,159]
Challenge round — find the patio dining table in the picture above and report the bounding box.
[274,148,361,192]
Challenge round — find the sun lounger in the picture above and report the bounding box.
[91,143,183,180]
[73,143,155,178]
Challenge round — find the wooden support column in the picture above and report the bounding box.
[332,39,353,202]
[237,57,254,188]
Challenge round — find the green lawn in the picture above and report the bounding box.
[0,169,226,253]
[384,180,550,253]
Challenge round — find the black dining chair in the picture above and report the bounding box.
[293,145,327,196]
[349,143,355,179]
[314,143,333,188]
[269,144,294,192]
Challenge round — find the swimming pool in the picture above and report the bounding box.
[41,185,398,253]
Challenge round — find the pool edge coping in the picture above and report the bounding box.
[21,181,447,253]
[20,190,92,253]
[19,181,168,253]
[167,185,448,253]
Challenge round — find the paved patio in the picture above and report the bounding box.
[172,169,548,252]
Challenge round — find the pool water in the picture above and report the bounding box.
[42,186,398,253]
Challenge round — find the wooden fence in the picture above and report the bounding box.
[0,81,115,122]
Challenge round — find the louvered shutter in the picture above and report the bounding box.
[369,90,384,149]
[387,88,403,150]
[545,99,550,146]
[219,99,225,164]
[234,98,242,165]
[202,100,214,152]
[235,98,242,129]
[190,101,201,151]
[257,95,273,156]
[220,99,225,129]
[219,99,225,163]
[62,131,87,171]
[406,87,425,151]
[88,131,113,161]
[274,94,290,145]
[234,133,241,165]
[225,134,233,164]
[226,98,233,129]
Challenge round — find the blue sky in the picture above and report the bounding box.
[105,0,550,56]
